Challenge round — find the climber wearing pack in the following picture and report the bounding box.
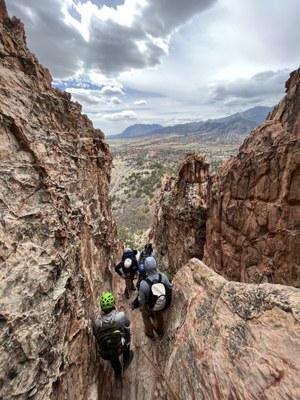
[115,248,139,299]
[93,292,134,378]
[136,243,154,289]
[138,242,154,265]
[136,262,147,290]
[131,256,172,339]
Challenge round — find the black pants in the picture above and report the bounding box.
[110,345,131,376]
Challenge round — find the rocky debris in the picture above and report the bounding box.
[0,1,121,398]
[203,67,300,286]
[150,153,209,274]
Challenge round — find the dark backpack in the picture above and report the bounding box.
[95,322,125,361]
[122,250,136,260]
[145,273,172,311]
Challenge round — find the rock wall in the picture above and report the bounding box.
[0,1,120,399]
[106,258,300,400]
[150,153,209,274]
[203,68,300,286]
[157,258,300,400]
[1,1,299,399]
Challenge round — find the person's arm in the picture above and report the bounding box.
[132,258,139,273]
[161,274,173,289]
[138,250,143,264]
[93,317,102,335]
[114,262,124,276]
[115,311,130,328]
[131,280,148,309]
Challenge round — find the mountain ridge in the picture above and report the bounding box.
[108,105,273,139]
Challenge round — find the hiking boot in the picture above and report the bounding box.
[123,350,134,370]
[152,323,164,337]
[144,328,155,339]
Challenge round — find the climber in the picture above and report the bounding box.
[115,248,139,299]
[136,261,147,290]
[136,242,154,289]
[131,256,172,339]
[93,292,134,379]
[138,242,154,266]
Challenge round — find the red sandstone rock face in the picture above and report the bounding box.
[100,259,300,400]
[203,68,300,286]
[1,0,299,398]
[0,2,120,398]
[150,153,209,274]
[160,259,300,400]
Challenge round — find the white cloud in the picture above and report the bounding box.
[110,97,122,105]
[134,100,147,105]
[66,87,123,107]
[96,110,136,121]
[5,0,300,134]
[100,84,124,96]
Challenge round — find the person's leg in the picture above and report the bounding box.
[124,277,131,298]
[110,358,122,377]
[130,275,136,290]
[136,274,141,290]
[123,345,130,363]
[122,330,134,367]
[141,304,155,337]
[152,310,164,335]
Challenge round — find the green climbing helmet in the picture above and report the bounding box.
[100,292,115,310]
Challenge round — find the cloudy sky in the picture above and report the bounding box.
[6,0,300,135]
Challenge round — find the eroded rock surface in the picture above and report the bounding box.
[0,1,120,398]
[150,153,209,274]
[203,68,300,286]
[1,0,300,399]
[162,258,300,400]
[106,259,300,400]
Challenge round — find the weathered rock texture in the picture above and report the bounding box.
[0,1,120,398]
[203,67,300,286]
[1,1,300,399]
[160,258,300,400]
[106,259,300,400]
[150,153,209,274]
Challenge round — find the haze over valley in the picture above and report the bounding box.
[107,105,273,245]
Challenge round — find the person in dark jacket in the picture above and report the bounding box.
[136,242,154,289]
[93,292,134,378]
[138,242,154,265]
[115,248,138,299]
[131,256,172,339]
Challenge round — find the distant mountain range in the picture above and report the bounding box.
[108,106,273,139]
[118,123,162,138]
